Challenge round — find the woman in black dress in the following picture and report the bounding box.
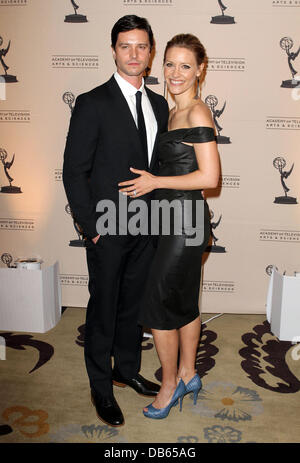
[119,34,220,419]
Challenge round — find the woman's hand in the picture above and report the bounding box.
[118,167,158,198]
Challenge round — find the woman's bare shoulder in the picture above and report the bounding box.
[187,101,214,128]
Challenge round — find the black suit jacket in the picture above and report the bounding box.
[63,75,169,239]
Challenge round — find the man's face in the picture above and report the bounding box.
[112,28,151,80]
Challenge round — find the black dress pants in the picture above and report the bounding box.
[84,234,155,398]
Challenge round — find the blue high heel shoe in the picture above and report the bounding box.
[184,373,202,405]
[143,379,186,419]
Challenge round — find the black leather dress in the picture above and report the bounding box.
[139,127,215,330]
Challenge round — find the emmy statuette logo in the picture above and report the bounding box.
[273,157,297,204]
[1,253,15,268]
[64,0,88,23]
[266,264,278,277]
[211,0,235,24]
[65,204,86,247]
[206,210,226,253]
[205,95,231,144]
[63,91,75,114]
[280,37,300,88]
[265,263,280,293]
[0,36,17,83]
[0,149,22,194]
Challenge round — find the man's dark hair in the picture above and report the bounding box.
[111,15,154,51]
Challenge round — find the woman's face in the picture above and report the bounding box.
[164,46,202,97]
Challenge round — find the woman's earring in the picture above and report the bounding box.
[163,80,167,99]
[194,77,200,100]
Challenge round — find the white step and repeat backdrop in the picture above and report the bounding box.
[0,0,299,313]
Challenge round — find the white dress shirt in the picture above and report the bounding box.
[114,71,158,166]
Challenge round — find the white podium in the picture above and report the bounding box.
[266,267,300,341]
[0,261,61,333]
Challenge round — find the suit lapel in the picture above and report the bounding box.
[107,77,161,171]
[107,76,142,153]
[108,76,138,135]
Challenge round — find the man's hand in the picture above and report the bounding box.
[92,234,100,244]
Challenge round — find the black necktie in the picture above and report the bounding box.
[135,90,148,166]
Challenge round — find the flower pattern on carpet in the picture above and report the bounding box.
[0,332,54,373]
[203,425,242,443]
[47,423,128,443]
[2,406,49,438]
[239,321,300,393]
[188,381,263,422]
[177,435,199,443]
[0,424,13,436]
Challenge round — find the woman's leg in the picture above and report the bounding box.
[143,328,179,411]
[177,316,201,384]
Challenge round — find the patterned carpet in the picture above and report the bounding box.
[0,308,300,443]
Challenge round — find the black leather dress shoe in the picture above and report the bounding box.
[112,372,160,397]
[91,390,124,427]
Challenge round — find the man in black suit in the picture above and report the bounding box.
[63,15,169,427]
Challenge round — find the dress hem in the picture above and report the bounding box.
[138,310,200,331]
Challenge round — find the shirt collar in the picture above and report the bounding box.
[114,71,145,97]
